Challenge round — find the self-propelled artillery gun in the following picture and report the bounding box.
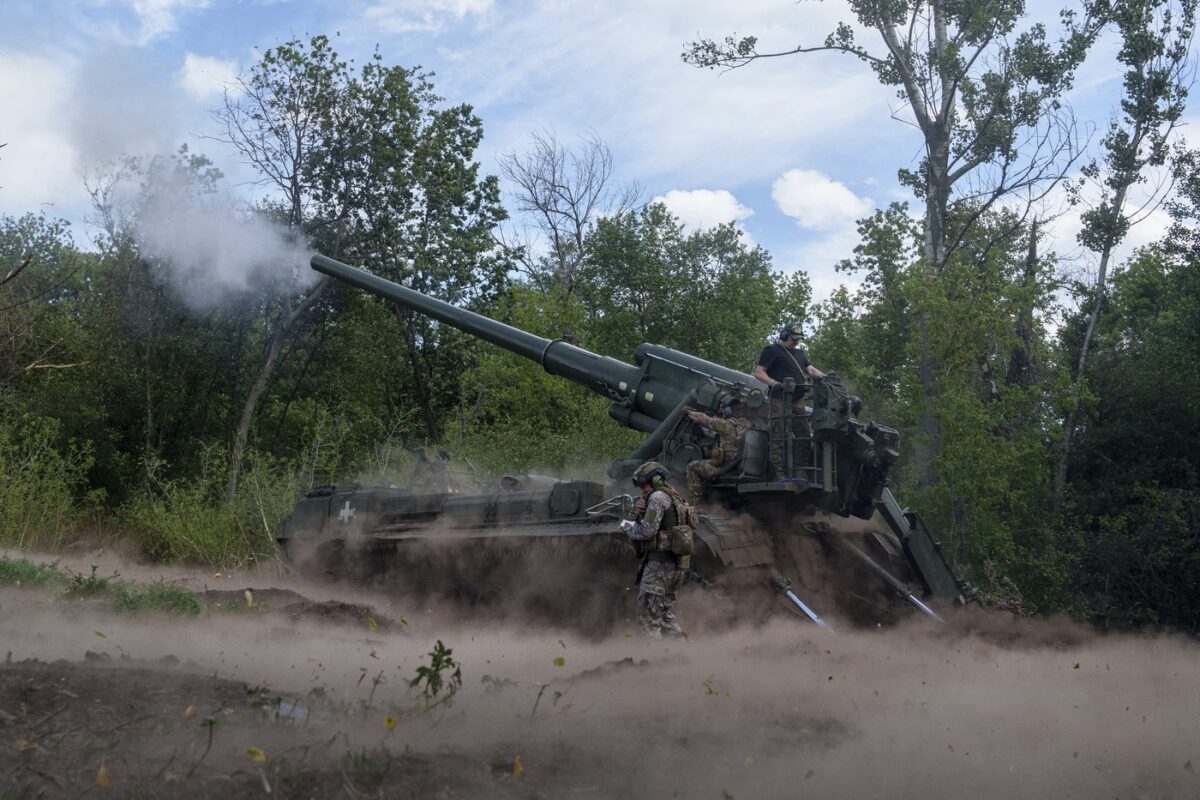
[277,253,972,629]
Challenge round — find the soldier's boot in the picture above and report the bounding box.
[661,618,686,638]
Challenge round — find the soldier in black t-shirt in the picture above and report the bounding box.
[755,322,824,475]
[754,321,825,389]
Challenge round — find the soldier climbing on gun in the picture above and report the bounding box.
[683,401,753,503]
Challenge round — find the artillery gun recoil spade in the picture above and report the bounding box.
[277,253,974,630]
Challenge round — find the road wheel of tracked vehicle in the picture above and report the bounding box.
[475,584,504,609]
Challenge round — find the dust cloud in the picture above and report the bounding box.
[2,549,1199,799]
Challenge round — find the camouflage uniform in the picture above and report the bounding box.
[625,489,685,638]
[686,416,752,502]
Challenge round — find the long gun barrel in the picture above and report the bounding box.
[311,255,762,440]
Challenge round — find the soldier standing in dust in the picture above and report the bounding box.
[683,402,753,503]
[622,461,695,639]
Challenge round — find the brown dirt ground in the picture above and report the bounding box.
[3,553,1200,799]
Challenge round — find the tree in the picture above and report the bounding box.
[333,54,511,443]
[685,0,1102,486]
[0,214,85,385]
[499,131,639,293]
[215,37,508,488]
[1056,0,1197,500]
[214,36,347,498]
[579,202,808,369]
[1063,244,1200,628]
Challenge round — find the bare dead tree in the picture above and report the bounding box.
[499,131,640,293]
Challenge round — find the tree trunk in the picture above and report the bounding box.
[914,310,941,489]
[225,278,327,500]
[392,304,439,442]
[914,122,953,488]
[1006,220,1039,389]
[1054,184,1129,506]
[142,341,154,493]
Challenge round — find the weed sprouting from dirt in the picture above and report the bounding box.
[185,716,218,779]
[66,565,116,596]
[408,640,462,705]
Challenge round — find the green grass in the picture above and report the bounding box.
[112,580,202,615]
[0,556,66,587]
[0,555,200,615]
[342,749,398,792]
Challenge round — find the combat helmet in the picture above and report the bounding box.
[631,461,670,488]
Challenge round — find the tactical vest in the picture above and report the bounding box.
[651,489,697,559]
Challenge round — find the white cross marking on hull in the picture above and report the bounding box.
[338,500,356,523]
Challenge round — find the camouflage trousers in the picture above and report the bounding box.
[769,398,813,477]
[686,458,724,503]
[636,556,684,639]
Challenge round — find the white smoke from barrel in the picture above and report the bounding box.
[133,187,317,309]
[66,44,316,309]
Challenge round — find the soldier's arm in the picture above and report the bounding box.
[627,491,670,541]
[710,418,735,438]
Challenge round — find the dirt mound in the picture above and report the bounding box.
[200,587,396,630]
[285,599,394,629]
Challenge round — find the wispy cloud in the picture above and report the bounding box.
[125,0,212,43]
[364,0,493,34]
[178,52,239,100]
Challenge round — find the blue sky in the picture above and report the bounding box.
[0,0,1183,301]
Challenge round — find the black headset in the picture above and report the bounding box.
[780,322,803,342]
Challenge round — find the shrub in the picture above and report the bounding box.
[0,414,92,548]
[121,444,300,566]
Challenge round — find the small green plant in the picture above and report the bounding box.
[342,748,397,792]
[0,556,64,587]
[409,640,462,704]
[66,565,115,597]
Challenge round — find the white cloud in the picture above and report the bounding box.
[365,0,493,34]
[178,53,239,100]
[126,0,211,43]
[654,188,752,232]
[0,52,86,216]
[772,169,873,231]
